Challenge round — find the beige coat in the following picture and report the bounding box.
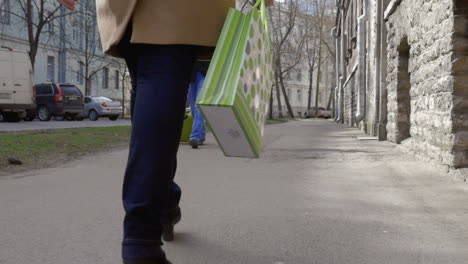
[96,0,234,58]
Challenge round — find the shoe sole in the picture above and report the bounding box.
[189,140,199,149]
[123,259,172,264]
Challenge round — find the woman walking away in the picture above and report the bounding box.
[57,0,234,263]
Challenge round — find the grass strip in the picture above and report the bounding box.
[0,126,131,176]
[266,119,289,125]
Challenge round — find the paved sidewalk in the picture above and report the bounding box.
[1,120,468,264]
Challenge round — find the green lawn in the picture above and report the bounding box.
[0,119,290,176]
[0,126,131,175]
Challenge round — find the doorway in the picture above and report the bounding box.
[396,37,411,143]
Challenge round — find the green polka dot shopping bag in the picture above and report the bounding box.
[197,0,273,158]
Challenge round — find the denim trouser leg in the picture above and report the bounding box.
[188,72,206,142]
[122,44,196,259]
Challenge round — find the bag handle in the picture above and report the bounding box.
[252,0,270,43]
[251,1,268,27]
[252,0,264,9]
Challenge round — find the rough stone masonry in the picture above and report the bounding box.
[385,0,467,168]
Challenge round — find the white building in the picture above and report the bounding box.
[0,0,128,104]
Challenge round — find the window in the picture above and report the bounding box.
[102,67,109,89]
[296,71,302,82]
[115,70,119,89]
[0,0,10,25]
[77,62,84,84]
[298,25,304,33]
[47,56,55,82]
[36,85,53,95]
[46,12,55,34]
[94,97,112,103]
[72,18,78,41]
[297,89,302,102]
[60,85,82,96]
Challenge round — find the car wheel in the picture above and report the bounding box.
[89,110,99,121]
[38,106,51,121]
[109,116,119,121]
[0,113,4,122]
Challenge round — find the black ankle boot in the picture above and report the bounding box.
[162,206,181,241]
[122,242,171,264]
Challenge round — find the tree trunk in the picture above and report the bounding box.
[268,84,274,120]
[314,41,322,118]
[85,67,90,95]
[326,85,333,110]
[274,67,283,119]
[121,74,126,116]
[307,67,314,112]
[279,69,294,119]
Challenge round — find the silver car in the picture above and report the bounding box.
[79,96,123,121]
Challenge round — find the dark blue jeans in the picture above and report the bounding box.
[122,44,197,259]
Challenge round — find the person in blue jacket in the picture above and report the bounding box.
[188,61,209,149]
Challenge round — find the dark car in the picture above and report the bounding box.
[33,83,84,121]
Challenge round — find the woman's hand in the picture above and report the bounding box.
[57,0,78,11]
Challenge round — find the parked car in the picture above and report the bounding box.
[0,47,35,122]
[79,96,122,121]
[33,83,84,121]
[306,107,332,119]
[318,107,332,119]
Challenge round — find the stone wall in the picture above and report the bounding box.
[343,71,356,126]
[386,0,459,166]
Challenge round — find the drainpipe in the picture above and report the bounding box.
[378,0,388,140]
[58,6,67,83]
[332,27,340,120]
[374,0,383,135]
[355,0,368,123]
[338,5,346,123]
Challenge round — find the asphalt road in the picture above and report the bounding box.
[0,119,131,131]
[1,120,468,264]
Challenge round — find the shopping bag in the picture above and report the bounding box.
[197,0,273,158]
[180,110,193,143]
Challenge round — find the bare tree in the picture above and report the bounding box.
[269,0,306,119]
[113,59,129,117]
[302,0,336,116]
[65,0,111,96]
[304,16,317,113]
[8,0,68,69]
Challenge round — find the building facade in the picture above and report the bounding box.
[0,0,128,103]
[269,4,335,119]
[271,58,335,119]
[335,0,468,168]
